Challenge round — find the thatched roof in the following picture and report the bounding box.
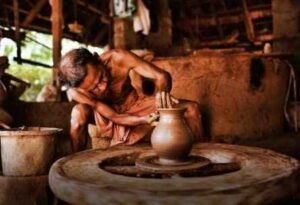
[0,0,110,46]
[0,0,272,48]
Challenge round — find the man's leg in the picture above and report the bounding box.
[70,104,93,152]
[179,100,205,142]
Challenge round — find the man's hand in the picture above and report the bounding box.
[155,91,179,108]
[147,111,159,126]
[67,88,96,107]
[139,112,159,126]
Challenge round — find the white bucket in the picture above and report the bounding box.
[0,127,62,176]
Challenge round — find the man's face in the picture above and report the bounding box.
[78,64,109,100]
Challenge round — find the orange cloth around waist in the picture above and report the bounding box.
[94,92,156,146]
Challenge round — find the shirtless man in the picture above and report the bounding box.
[59,48,204,152]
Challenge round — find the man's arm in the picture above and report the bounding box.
[100,49,172,92]
[67,88,155,126]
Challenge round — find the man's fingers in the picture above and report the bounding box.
[166,92,172,108]
[150,121,159,127]
[157,92,179,108]
[147,112,159,124]
[171,96,179,104]
[66,88,75,98]
[155,92,162,108]
[150,112,159,120]
[66,91,73,101]
[155,92,159,108]
[161,91,167,108]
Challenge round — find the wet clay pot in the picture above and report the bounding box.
[151,108,193,164]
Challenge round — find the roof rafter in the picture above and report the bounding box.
[22,0,48,27]
[77,0,109,20]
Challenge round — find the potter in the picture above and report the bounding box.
[59,48,205,152]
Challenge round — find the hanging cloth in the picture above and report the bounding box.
[133,0,151,35]
[113,0,136,18]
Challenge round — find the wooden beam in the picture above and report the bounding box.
[83,15,99,44]
[0,27,25,40]
[4,5,50,22]
[197,31,239,47]
[255,34,274,42]
[22,0,48,27]
[13,0,21,64]
[242,0,255,42]
[50,0,63,88]
[25,0,33,7]
[77,0,109,19]
[93,26,108,45]
[215,4,270,16]
[77,0,105,15]
[24,24,52,33]
[176,8,272,29]
[13,57,52,68]
[0,18,84,44]
[210,0,224,38]
[25,35,51,50]
[108,0,114,48]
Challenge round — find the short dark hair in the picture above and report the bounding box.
[58,48,101,87]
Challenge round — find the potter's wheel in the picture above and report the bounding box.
[135,153,211,173]
[49,143,300,205]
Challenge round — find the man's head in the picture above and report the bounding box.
[59,48,109,99]
[59,48,100,87]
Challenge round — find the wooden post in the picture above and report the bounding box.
[108,18,114,48]
[242,0,255,42]
[50,0,62,89]
[13,0,21,64]
[109,0,114,48]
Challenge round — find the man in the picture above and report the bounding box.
[0,56,14,128]
[59,48,204,152]
[0,56,30,101]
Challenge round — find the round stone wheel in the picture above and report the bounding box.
[49,143,300,205]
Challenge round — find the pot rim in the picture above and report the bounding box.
[0,127,63,137]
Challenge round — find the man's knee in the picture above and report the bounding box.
[71,104,91,126]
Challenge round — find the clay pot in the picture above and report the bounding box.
[151,108,193,164]
[0,127,61,176]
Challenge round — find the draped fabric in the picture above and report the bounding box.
[94,90,156,146]
[113,0,136,18]
[133,0,151,35]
